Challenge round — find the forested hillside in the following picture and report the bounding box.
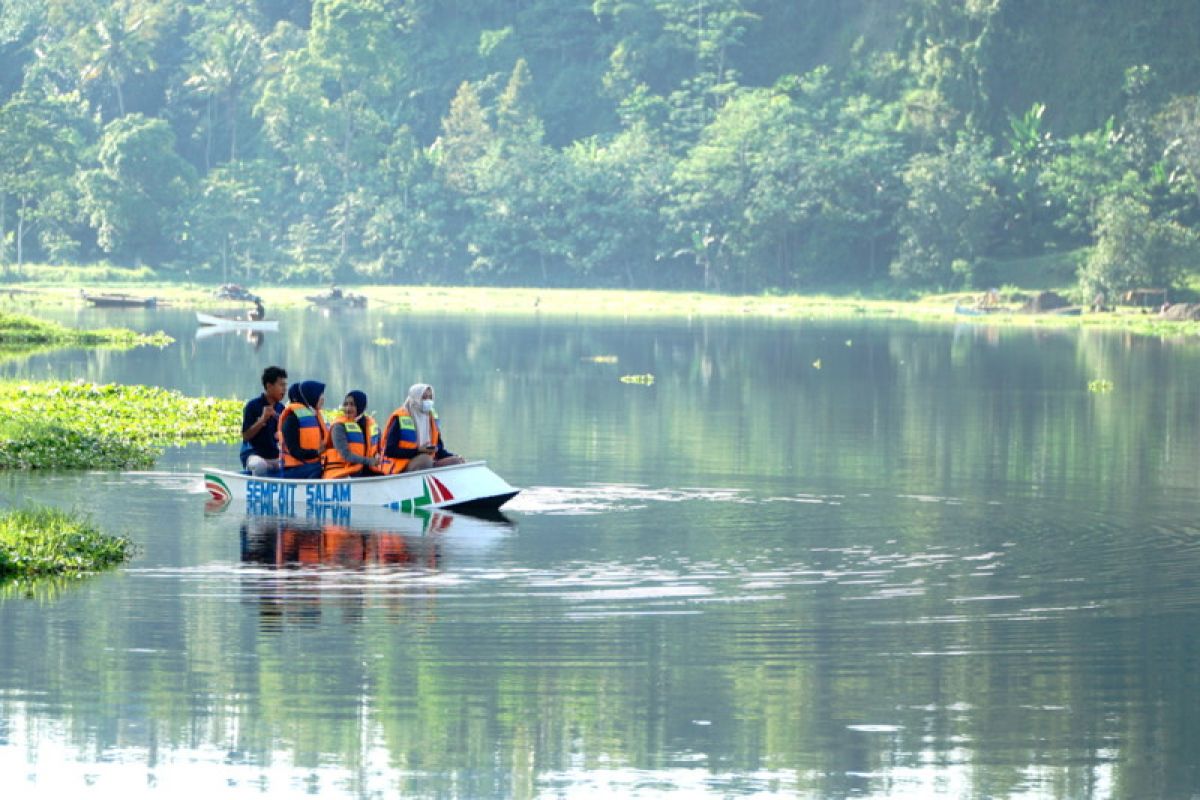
[3,0,1200,296]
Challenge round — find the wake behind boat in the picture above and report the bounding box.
[196,311,279,331]
[203,460,519,515]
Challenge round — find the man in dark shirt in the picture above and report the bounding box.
[241,365,288,475]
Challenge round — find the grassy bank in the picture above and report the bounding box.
[0,380,242,470]
[0,506,133,580]
[3,265,1200,338]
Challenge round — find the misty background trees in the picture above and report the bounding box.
[3,0,1200,297]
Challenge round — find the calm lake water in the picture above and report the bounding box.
[2,304,1199,799]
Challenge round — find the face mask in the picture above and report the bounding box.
[420,399,435,413]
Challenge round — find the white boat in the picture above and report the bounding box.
[203,461,519,515]
[196,311,279,331]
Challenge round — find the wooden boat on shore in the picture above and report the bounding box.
[196,311,279,331]
[306,290,367,309]
[203,461,519,516]
[82,292,157,308]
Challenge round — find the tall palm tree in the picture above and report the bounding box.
[76,3,160,117]
[185,19,261,168]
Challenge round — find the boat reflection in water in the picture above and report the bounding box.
[239,510,454,569]
[224,504,515,628]
[193,323,267,351]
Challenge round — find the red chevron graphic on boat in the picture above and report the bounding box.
[427,476,454,504]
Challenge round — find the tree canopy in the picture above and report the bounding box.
[3,0,1200,297]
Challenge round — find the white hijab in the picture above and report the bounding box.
[404,383,433,446]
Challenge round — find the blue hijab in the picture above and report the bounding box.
[297,380,325,408]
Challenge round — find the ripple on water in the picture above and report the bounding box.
[506,483,753,514]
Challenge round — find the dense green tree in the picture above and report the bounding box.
[890,131,1000,288]
[257,0,403,275]
[596,0,757,145]
[182,8,262,168]
[186,161,277,282]
[667,70,905,292]
[0,0,44,101]
[0,91,90,266]
[80,113,195,263]
[995,102,1055,256]
[1,0,1199,293]
[559,124,671,286]
[1078,194,1199,298]
[1157,95,1200,204]
[904,0,998,127]
[362,131,459,282]
[1038,123,1143,244]
[58,0,178,119]
[443,60,570,284]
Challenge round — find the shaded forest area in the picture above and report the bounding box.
[4,0,1200,297]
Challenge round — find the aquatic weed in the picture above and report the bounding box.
[0,506,134,580]
[0,380,242,470]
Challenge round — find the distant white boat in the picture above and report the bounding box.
[203,461,519,516]
[196,311,279,331]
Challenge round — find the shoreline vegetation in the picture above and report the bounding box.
[0,506,134,585]
[2,274,1199,338]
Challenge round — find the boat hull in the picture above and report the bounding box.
[83,293,157,308]
[203,461,518,515]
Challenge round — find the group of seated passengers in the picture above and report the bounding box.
[240,366,465,479]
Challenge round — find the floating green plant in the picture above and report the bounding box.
[0,380,242,470]
[585,355,619,363]
[0,506,134,581]
[373,337,395,346]
[1088,379,1114,393]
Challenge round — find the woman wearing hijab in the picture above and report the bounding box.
[277,379,328,479]
[322,389,382,479]
[379,383,465,474]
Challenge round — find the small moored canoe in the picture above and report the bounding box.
[82,292,157,308]
[203,461,519,515]
[196,311,279,331]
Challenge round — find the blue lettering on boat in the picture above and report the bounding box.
[306,482,351,506]
[244,482,296,513]
[245,480,296,514]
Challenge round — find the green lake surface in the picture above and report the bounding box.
[1,305,1198,799]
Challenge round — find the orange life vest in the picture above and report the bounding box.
[321,413,379,479]
[277,402,327,468]
[378,407,439,475]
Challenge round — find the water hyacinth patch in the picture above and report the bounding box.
[0,506,134,580]
[0,311,171,347]
[0,380,242,470]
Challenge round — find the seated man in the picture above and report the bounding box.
[241,366,288,475]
